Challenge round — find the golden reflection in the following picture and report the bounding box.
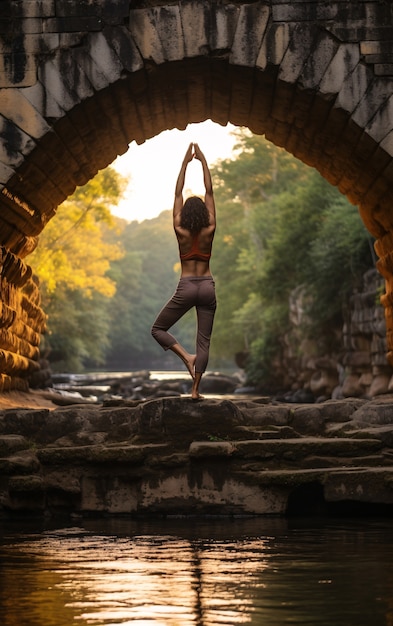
[57,536,267,625]
[1,521,393,626]
[0,530,268,625]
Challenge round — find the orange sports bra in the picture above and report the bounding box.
[180,234,211,262]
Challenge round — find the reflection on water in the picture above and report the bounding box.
[0,517,393,626]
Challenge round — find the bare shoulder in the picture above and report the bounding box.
[174,225,191,242]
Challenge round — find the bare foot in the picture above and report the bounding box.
[191,393,204,401]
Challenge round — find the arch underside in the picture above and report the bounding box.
[2,57,393,387]
[3,57,393,255]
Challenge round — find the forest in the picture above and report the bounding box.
[28,128,376,388]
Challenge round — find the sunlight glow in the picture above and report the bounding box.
[5,530,269,625]
[111,121,237,223]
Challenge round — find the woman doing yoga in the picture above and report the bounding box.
[151,143,216,400]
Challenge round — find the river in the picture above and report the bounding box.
[0,516,392,625]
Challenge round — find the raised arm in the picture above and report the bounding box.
[193,143,216,227]
[173,143,194,228]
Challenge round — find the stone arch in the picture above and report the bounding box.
[2,0,393,387]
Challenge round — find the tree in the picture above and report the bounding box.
[29,167,127,371]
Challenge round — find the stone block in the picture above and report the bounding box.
[300,32,340,90]
[257,23,290,71]
[0,122,36,164]
[181,2,238,57]
[0,451,40,475]
[133,397,245,446]
[180,1,208,57]
[44,16,102,33]
[324,468,393,504]
[55,0,103,17]
[86,31,124,82]
[0,434,29,455]
[319,42,360,96]
[155,5,184,63]
[365,94,393,144]
[39,55,85,112]
[351,400,393,426]
[240,405,290,428]
[189,441,237,458]
[352,77,393,129]
[0,54,38,88]
[335,61,369,115]
[140,471,288,515]
[129,8,165,64]
[375,64,393,77]
[272,2,343,23]
[16,18,44,34]
[102,25,143,73]
[279,23,318,84]
[361,40,393,56]
[0,1,55,18]
[230,2,270,68]
[81,475,138,513]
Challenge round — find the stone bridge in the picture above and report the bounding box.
[2,0,393,389]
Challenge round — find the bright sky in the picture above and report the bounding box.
[111,121,238,222]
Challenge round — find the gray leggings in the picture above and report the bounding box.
[151,276,216,373]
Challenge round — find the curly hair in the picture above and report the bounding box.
[180,196,210,234]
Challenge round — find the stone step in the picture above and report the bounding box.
[234,425,301,439]
[253,466,393,505]
[189,437,383,461]
[0,434,30,455]
[0,450,40,474]
[252,465,393,481]
[36,442,169,465]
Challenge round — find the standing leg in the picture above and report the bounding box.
[192,279,216,399]
[191,371,203,400]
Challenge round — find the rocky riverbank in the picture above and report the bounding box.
[37,370,245,405]
[1,392,393,519]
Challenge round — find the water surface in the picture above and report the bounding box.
[0,517,392,625]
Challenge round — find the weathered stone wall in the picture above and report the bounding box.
[3,1,393,384]
[279,269,393,401]
[0,247,45,391]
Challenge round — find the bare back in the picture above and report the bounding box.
[175,225,215,277]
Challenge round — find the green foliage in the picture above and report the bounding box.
[41,289,111,372]
[306,197,374,323]
[29,167,127,371]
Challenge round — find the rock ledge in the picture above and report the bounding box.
[0,395,393,518]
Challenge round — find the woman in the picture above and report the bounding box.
[151,142,216,400]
